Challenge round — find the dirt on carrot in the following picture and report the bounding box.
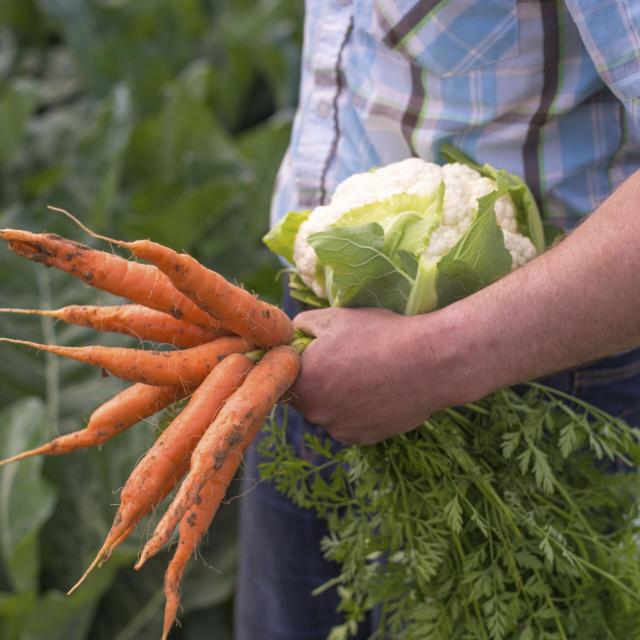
[0,383,188,467]
[0,229,222,331]
[41,210,294,348]
[160,461,239,640]
[0,336,253,387]
[121,240,295,348]
[0,304,226,347]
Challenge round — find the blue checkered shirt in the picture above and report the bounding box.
[271,0,640,231]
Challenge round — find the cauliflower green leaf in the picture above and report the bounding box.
[287,272,326,308]
[308,223,413,313]
[334,188,443,233]
[263,209,310,264]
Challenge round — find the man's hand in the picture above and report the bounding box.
[291,307,447,444]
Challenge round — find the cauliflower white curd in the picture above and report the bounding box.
[294,158,537,297]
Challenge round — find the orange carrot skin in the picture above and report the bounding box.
[88,383,187,445]
[36,305,225,347]
[100,458,192,566]
[161,467,237,640]
[69,304,226,346]
[0,336,253,387]
[0,383,187,466]
[0,230,219,331]
[141,346,300,561]
[126,240,294,348]
[100,354,255,561]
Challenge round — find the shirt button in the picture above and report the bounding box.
[317,100,332,119]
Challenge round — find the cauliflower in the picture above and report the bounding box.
[265,145,545,314]
[294,158,536,298]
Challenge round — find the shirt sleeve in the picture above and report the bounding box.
[564,0,640,126]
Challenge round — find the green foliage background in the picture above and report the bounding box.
[0,1,302,637]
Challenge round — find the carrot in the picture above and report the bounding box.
[0,383,187,467]
[0,336,253,387]
[137,345,300,565]
[0,305,225,348]
[160,463,239,640]
[49,208,294,348]
[99,459,190,566]
[124,242,294,348]
[67,353,254,594]
[0,229,220,331]
[97,457,192,567]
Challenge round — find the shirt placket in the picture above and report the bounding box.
[295,1,354,208]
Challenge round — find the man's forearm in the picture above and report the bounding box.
[423,170,640,410]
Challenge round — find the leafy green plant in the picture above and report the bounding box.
[260,391,640,639]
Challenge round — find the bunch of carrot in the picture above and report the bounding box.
[0,209,302,639]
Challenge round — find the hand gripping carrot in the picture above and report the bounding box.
[67,353,255,594]
[0,383,188,467]
[50,208,294,348]
[0,305,225,348]
[0,336,253,387]
[0,228,220,331]
[137,345,300,566]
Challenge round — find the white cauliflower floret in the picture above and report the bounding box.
[441,163,492,227]
[502,230,537,268]
[332,158,443,206]
[294,159,535,296]
[424,226,460,259]
[494,195,518,233]
[425,163,524,269]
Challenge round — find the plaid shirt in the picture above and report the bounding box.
[271,0,640,230]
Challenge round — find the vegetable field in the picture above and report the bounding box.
[0,1,302,638]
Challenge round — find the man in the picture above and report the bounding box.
[236,2,640,638]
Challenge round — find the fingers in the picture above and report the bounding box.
[292,308,338,337]
[294,306,400,338]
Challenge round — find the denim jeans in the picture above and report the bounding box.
[234,344,640,640]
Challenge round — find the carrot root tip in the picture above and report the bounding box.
[133,554,148,571]
[67,556,102,595]
[0,452,32,467]
[67,533,117,595]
